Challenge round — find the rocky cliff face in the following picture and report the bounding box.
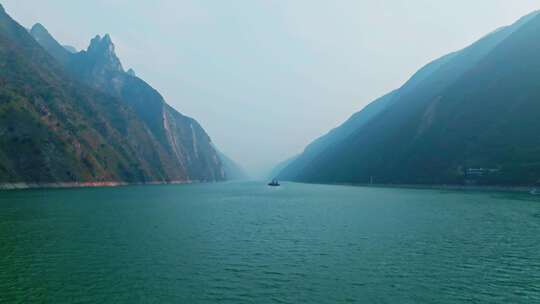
[0,6,168,183]
[30,20,238,182]
[0,5,229,184]
[68,34,230,182]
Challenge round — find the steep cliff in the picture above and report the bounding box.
[0,5,228,184]
[278,10,540,186]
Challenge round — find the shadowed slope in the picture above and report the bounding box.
[278,10,540,186]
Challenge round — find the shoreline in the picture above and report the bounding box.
[1,180,536,194]
[299,182,535,194]
[0,180,203,191]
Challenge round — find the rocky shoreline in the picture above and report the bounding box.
[0,180,199,191]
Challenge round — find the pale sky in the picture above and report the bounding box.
[3,1,539,177]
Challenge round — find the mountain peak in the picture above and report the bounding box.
[31,23,46,33]
[63,45,77,53]
[103,33,112,43]
[30,23,52,38]
[32,22,47,31]
[29,22,72,64]
[88,33,114,50]
[86,33,124,73]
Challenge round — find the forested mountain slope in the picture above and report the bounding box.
[278,10,540,186]
[0,5,230,185]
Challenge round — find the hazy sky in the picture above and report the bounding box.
[3,1,539,176]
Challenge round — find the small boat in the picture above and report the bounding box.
[268,179,280,187]
[531,188,540,195]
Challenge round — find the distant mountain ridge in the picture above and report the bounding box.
[277,10,540,186]
[0,5,241,185]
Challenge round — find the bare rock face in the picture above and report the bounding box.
[86,34,124,73]
[61,33,228,182]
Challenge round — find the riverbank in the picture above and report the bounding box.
[2,180,536,194]
[0,180,200,191]
[303,182,535,194]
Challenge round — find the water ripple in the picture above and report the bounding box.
[0,183,539,303]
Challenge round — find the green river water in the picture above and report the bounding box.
[1,182,539,303]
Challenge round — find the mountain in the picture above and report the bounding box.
[218,151,248,180]
[278,10,540,186]
[277,91,397,180]
[0,5,225,185]
[29,23,72,65]
[268,155,297,179]
[30,23,244,182]
[62,45,77,53]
